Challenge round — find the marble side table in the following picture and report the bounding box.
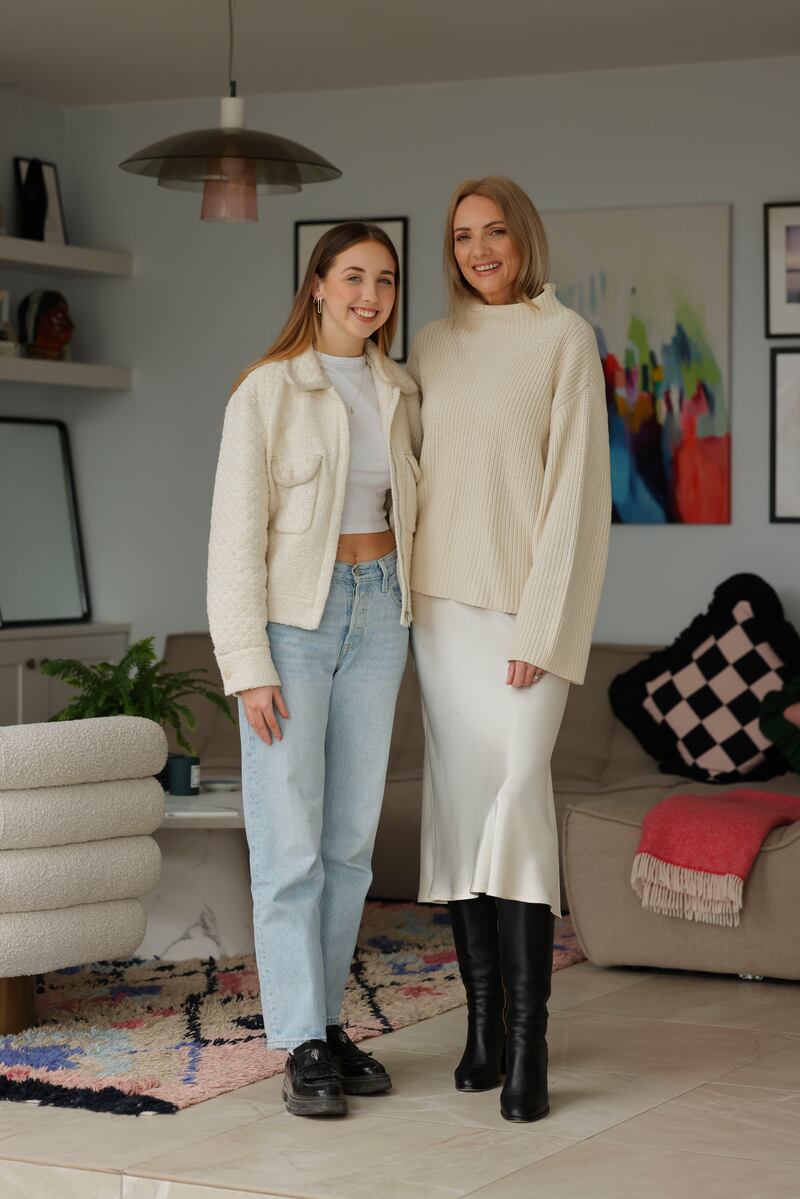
[138,791,255,961]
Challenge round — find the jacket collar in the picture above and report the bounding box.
[285,341,415,395]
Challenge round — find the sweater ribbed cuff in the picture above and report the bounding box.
[509,626,587,687]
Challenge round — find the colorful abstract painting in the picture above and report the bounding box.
[544,204,731,524]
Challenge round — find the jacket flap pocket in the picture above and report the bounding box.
[271,454,322,487]
[405,452,421,482]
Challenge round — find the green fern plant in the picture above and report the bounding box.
[40,636,234,754]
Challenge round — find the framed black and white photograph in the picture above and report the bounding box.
[294,217,408,361]
[764,202,800,337]
[770,348,800,522]
[14,157,68,244]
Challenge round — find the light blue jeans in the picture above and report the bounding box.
[238,550,409,1049]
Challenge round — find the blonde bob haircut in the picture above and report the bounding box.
[444,176,550,319]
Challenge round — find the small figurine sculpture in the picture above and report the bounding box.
[17,289,74,361]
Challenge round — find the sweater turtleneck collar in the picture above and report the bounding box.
[464,282,560,321]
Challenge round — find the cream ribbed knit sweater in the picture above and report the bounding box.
[408,283,611,686]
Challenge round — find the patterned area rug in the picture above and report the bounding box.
[0,903,584,1116]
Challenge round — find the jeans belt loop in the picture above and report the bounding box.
[380,555,389,592]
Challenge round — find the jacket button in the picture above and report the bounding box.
[223,668,231,679]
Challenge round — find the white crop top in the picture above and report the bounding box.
[319,352,391,535]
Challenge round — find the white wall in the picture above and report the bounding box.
[46,56,800,652]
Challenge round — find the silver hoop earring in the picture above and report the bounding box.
[315,297,322,315]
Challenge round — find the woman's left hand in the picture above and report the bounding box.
[506,660,548,688]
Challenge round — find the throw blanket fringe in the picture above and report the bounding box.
[631,852,743,926]
[630,788,800,928]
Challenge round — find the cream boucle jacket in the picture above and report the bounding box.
[408,284,611,686]
[207,342,421,696]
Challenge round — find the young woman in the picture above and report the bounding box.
[408,178,611,1123]
[207,222,420,1118]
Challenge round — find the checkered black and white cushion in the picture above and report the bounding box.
[609,575,800,784]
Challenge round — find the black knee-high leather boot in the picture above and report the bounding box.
[448,895,506,1091]
[496,899,554,1122]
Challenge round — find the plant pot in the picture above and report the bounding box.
[155,752,200,795]
[167,753,200,796]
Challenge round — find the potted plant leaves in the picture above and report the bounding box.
[40,636,235,793]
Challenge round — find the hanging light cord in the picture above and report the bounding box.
[228,0,236,97]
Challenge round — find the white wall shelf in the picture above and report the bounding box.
[0,234,133,278]
[0,236,133,388]
[0,356,131,390]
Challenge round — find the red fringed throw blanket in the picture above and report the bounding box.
[631,789,800,926]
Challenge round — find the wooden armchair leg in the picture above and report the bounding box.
[0,975,37,1033]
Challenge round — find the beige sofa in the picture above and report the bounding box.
[166,636,800,978]
[563,780,800,980]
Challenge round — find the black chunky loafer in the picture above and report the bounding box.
[282,1039,348,1116]
[326,1024,392,1095]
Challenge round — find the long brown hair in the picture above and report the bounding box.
[443,176,550,319]
[233,221,401,392]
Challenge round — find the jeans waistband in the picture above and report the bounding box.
[332,548,397,583]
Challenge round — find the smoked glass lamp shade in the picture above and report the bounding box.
[119,126,340,195]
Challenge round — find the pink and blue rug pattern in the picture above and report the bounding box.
[0,903,584,1115]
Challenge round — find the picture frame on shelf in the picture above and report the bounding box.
[13,157,68,245]
[770,347,800,523]
[764,202,800,337]
[294,217,408,362]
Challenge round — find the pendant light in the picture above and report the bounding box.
[118,1,341,222]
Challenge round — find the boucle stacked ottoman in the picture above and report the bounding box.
[0,716,167,1032]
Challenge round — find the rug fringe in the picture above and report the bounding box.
[631,852,743,926]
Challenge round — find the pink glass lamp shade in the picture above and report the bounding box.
[200,157,257,222]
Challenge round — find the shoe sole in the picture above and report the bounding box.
[282,1083,348,1117]
[455,1079,503,1092]
[500,1105,550,1123]
[340,1075,392,1096]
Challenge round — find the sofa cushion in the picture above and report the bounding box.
[608,574,800,785]
[553,643,661,783]
[387,653,425,778]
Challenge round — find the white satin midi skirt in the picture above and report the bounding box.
[410,592,570,915]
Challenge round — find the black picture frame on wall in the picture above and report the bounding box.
[13,157,69,244]
[764,202,800,338]
[294,217,409,362]
[769,347,800,523]
[0,417,91,626]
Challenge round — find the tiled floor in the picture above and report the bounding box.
[1,961,799,1198]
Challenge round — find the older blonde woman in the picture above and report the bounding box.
[408,177,611,1122]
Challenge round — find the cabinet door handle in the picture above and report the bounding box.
[25,658,37,670]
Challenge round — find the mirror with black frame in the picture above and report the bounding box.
[0,417,91,626]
